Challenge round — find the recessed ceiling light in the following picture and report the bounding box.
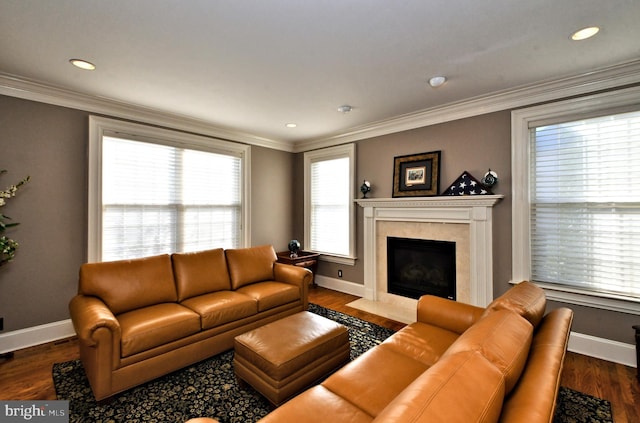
[571,26,600,41]
[69,59,96,70]
[428,76,447,88]
[337,105,353,113]
[285,123,297,128]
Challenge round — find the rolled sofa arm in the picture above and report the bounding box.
[274,263,311,309]
[69,294,123,400]
[417,295,485,335]
[69,295,121,348]
[274,262,313,287]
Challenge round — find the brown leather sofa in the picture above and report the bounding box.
[68,245,311,401]
[188,281,573,423]
[258,281,573,423]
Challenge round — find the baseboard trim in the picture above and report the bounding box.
[0,319,75,354]
[315,275,365,297]
[568,331,636,368]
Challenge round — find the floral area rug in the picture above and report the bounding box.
[554,386,613,423]
[53,304,612,423]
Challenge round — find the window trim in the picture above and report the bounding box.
[88,116,251,262]
[304,143,357,265]
[511,85,640,314]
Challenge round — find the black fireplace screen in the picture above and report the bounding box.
[387,237,456,300]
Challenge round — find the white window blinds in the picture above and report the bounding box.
[101,135,242,261]
[304,143,355,262]
[530,110,640,299]
[310,157,350,256]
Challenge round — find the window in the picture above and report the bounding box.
[512,86,640,313]
[88,116,250,262]
[304,144,356,264]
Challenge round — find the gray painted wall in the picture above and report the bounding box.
[1,92,636,347]
[250,145,295,250]
[0,95,293,332]
[294,111,637,345]
[1,96,87,331]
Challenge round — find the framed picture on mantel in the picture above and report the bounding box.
[392,150,441,197]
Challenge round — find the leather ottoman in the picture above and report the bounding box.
[233,311,350,406]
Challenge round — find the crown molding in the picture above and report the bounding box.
[3,59,640,155]
[294,59,640,152]
[0,72,294,152]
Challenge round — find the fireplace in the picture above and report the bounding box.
[387,237,456,300]
[355,196,503,311]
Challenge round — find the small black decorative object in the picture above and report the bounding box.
[482,169,498,188]
[360,180,371,198]
[442,171,493,195]
[287,239,301,257]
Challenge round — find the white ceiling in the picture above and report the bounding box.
[1,0,639,147]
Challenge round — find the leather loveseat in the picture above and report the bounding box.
[189,281,573,423]
[68,245,311,401]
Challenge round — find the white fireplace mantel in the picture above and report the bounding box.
[356,195,503,307]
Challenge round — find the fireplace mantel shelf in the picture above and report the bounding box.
[355,195,503,209]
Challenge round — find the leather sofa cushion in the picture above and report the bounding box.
[181,291,257,329]
[481,281,546,328]
[381,321,459,367]
[372,351,504,423]
[322,343,430,417]
[258,385,373,423]
[226,245,277,289]
[79,254,177,315]
[236,281,300,312]
[172,248,232,301]
[417,295,485,334]
[443,309,532,395]
[118,303,201,357]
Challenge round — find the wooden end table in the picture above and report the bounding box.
[276,250,320,286]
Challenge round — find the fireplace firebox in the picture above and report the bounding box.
[387,237,456,300]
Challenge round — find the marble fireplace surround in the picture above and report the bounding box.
[352,195,503,323]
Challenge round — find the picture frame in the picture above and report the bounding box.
[392,151,441,197]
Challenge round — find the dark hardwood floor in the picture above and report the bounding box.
[1,286,638,421]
